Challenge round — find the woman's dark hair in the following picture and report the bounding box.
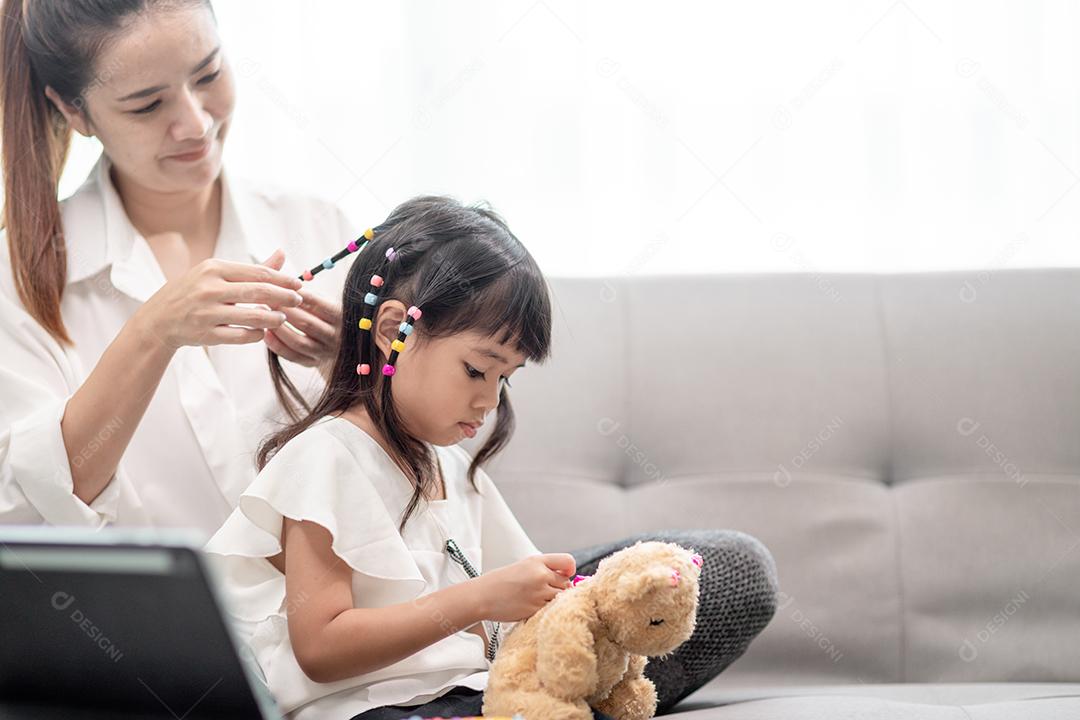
[260,195,553,533]
[0,0,209,344]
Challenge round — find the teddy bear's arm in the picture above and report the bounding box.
[535,596,600,700]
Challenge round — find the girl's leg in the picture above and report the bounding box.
[348,686,484,720]
[569,529,779,716]
[348,685,617,720]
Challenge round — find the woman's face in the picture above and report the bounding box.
[54,4,235,194]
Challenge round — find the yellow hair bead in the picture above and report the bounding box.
[359,318,372,330]
[391,339,406,353]
[363,227,374,240]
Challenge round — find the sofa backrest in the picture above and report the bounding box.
[464,271,1080,686]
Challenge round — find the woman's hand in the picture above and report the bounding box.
[263,288,342,379]
[474,553,577,623]
[134,247,304,350]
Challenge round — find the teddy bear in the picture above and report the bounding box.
[481,540,703,720]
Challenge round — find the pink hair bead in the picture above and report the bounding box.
[302,270,313,281]
[691,553,703,568]
[571,574,589,586]
[370,274,384,287]
[346,241,358,253]
[407,306,422,321]
[382,364,396,376]
[356,363,370,376]
[670,569,681,586]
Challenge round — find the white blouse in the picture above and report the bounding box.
[203,415,542,720]
[0,154,356,539]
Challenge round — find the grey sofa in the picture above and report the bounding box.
[463,271,1080,719]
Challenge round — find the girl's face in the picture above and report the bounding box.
[373,303,527,446]
[47,4,235,194]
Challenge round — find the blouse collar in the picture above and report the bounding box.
[64,153,278,302]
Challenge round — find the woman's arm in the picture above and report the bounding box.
[283,518,489,684]
[63,252,302,505]
[61,307,175,505]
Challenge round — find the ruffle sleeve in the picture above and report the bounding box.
[204,420,429,629]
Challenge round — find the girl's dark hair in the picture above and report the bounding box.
[0,0,208,344]
[259,195,552,533]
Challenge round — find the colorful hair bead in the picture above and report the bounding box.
[370,274,384,288]
[356,363,370,376]
[385,246,397,262]
[381,304,422,378]
[691,553,703,568]
[364,292,378,305]
[298,229,373,282]
[358,317,373,331]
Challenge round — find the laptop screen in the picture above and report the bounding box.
[0,528,275,718]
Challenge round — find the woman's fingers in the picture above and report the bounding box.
[269,321,322,359]
[216,306,288,330]
[281,304,336,346]
[206,326,266,345]
[264,329,319,366]
[297,289,342,324]
[213,258,302,290]
[222,282,304,309]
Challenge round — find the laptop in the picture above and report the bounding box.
[0,527,279,719]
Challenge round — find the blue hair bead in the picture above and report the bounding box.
[399,322,413,336]
[322,258,335,270]
[364,292,378,305]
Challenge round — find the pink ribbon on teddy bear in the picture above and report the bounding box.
[570,552,703,587]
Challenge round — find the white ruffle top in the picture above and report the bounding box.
[204,415,541,720]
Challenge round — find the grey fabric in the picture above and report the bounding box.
[570,529,779,716]
[458,271,1080,714]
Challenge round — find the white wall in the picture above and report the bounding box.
[60,0,1080,276]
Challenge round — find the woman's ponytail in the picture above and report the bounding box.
[0,0,73,344]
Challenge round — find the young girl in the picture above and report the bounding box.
[205,197,779,720]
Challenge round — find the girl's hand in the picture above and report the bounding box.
[264,288,342,378]
[475,553,577,623]
[136,247,304,350]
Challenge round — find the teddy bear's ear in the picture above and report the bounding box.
[615,565,679,603]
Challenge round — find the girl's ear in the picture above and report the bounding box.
[372,300,407,357]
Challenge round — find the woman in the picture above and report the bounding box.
[0,0,353,538]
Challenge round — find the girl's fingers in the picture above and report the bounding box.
[264,329,319,366]
[548,571,573,591]
[297,289,342,323]
[281,305,336,346]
